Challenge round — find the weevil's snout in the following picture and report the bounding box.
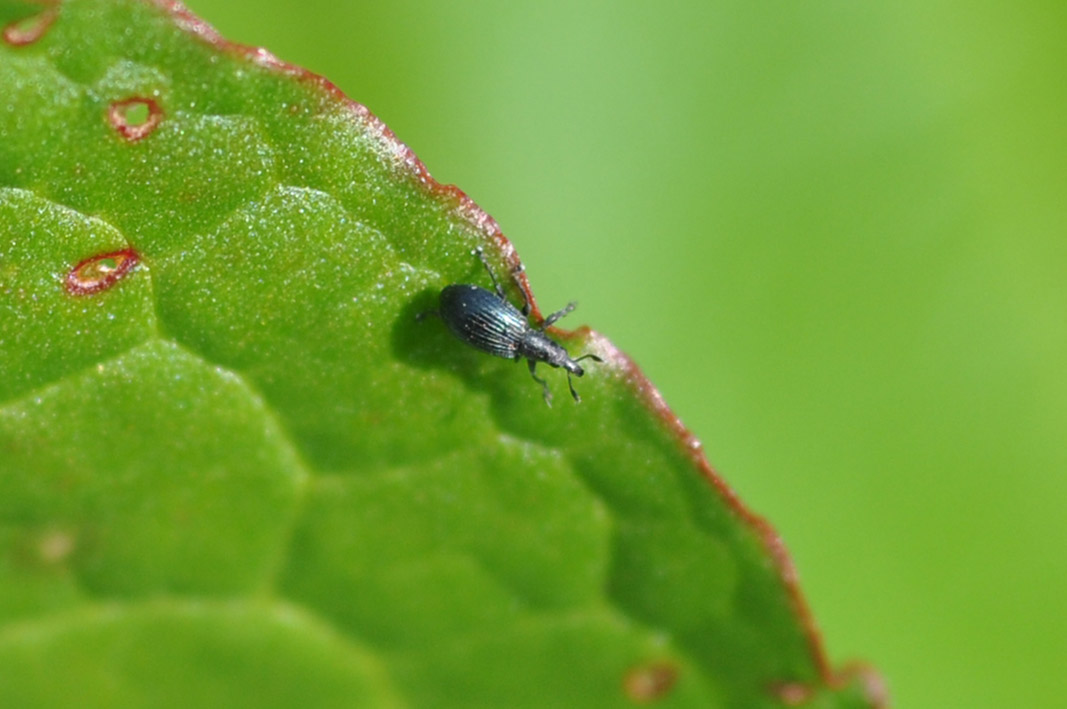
[566,353,602,377]
[564,360,585,377]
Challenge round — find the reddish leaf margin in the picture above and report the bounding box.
[31,0,890,703]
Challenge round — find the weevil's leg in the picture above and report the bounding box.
[528,359,553,406]
[474,247,507,300]
[541,301,578,330]
[566,370,581,403]
[415,308,439,322]
[574,353,603,364]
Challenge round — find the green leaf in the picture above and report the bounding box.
[0,1,883,706]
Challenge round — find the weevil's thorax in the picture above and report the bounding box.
[518,329,580,373]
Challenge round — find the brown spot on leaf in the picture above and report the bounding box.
[37,529,76,564]
[774,681,814,706]
[65,248,140,296]
[108,97,163,141]
[623,661,678,703]
[772,663,891,708]
[2,6,58,46]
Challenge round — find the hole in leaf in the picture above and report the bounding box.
[623,661,678,703]
[108,97,163,141]
[65,248,140,296]
[1,6,58,46]
[123,101,150,125]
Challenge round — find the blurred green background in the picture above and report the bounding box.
[180,1,1066,706]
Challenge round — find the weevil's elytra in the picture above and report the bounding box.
[420,248,602,405]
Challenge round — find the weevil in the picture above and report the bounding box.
[420,248,602,405]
